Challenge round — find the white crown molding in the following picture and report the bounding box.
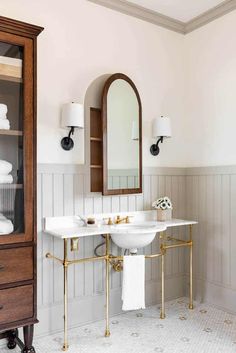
[87,0,185,34]
[87,0,236,35]
[185,0,236,33]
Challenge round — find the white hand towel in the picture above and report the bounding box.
[0,219,14,234]
[0,174,13,184]
[0,114,7,120]
[0,119,10,130]
[0,104,8,116]
[122,255,145,311]
[0,160,12,174]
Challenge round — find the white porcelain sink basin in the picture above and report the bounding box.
[110,222,166,253]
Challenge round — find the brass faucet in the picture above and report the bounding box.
[103,217,113,225]
[114,215,131,224]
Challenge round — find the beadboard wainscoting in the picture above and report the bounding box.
[37,165,187,336]
[186,166,236,314]
[36,164,236,337]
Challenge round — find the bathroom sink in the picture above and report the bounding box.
[110,221,166,253]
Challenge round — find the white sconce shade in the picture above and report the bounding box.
[131,121,139,140]
[152,116,171,138]
[61,102,84,129]
[61,102,84,151]
[150,116,172,156]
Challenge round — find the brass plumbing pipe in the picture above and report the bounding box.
[166,236,190,244]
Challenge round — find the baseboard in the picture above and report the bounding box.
[185,276,236,315]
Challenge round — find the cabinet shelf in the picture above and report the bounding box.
[0,129,23,136]
[0,184,23,189]
[90,137,102,142]
[90,165,102,169]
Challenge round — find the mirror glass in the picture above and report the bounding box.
[103,74,142,195]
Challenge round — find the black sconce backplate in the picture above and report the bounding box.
[61,127,75,151]
[150,136,163,156]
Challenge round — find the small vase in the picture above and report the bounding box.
[157,209,172,221]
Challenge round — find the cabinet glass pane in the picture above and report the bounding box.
[0,42,24,235]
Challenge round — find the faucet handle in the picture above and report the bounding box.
[126,215,134,223]
[103,217,113,225]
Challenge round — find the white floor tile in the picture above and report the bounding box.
[2,298,236,353]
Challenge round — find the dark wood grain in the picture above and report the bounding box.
[0,285,33,325]
[91,140,103,166]
[90,167,103,193]
[90,107,102,139]
[0,247,33,285]
[0,16,43,38]
[102,73,143,196]
[22,325,35,353]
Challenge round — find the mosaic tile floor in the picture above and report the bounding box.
[2,298,236,353]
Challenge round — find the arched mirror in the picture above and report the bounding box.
[102,73,142,195]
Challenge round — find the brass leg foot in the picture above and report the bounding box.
[189,304,194,310]
[105,329,111,337]
[160,313,166,319]
[62,343,69,351]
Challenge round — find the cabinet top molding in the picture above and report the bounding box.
[0,15,44,37]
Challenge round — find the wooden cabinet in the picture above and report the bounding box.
[0,16,43,353]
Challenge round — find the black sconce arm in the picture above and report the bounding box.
[61,126,75,151]
[150,136,163,156]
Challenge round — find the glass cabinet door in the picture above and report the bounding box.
[0,34,34,243]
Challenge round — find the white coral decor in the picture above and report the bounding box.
[152,196,173,210]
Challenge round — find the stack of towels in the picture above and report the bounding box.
[0,103,10,129]
[0,160,13,184]
[0,213,13,235]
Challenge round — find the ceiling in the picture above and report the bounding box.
[127,0,225,22]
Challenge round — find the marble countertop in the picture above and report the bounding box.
[44,211,197,239]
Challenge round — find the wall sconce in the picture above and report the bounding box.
[61,102,84,151]
[150,116,171,156]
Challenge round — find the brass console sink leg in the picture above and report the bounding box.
[189,225,193,310]
[63,239,69,351]
[160,232,166,319]
[105,234,111,337]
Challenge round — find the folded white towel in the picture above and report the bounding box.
[0,119,10,130]
[0,219,14,234]
[0,160,12,175]
[0,114,7,120]
[0,104,8,116]
[122,255,145,311]
[0,174,13,184]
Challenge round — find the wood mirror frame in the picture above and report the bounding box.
[102,73,142,196]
